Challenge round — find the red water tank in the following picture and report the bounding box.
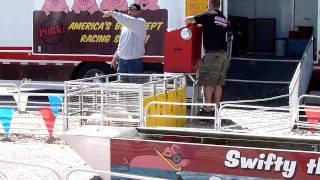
[163,25,202,73]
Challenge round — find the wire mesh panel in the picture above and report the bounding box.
[144,101,292,135]
[64,73,186,129]
[219,104,291,134]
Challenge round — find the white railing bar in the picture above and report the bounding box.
[221,94,289,105]
[0,160,61,180]
[225,79,290,84]
[289,64,301,91]
[64,168,167,180]
[231,57,300,62]
[299,94,320,104]
[302,36,314,58]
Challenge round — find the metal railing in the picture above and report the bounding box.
[145,101,217,130]
[65,168,166,180]
[144,101,291,135]
[64,73,186,129]
[289,36,314,127]
[295,94,320,130]
[0,160,61,180]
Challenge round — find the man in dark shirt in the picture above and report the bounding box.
[185,0,229,115]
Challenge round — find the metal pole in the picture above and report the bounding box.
[292,0,296,30]
[223,0,228,17]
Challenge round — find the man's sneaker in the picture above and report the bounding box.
[197,106,214,116]
[196,106,215,125]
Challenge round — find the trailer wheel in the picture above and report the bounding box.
[73,62,115,79]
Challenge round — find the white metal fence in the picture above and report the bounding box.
[295,95,320,130]
[64,73,186,129]
[289,37,314,127]
[144,101,292,135]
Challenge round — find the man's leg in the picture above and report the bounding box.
[203,85,214,112]
[127,58,143,82]
[117,59,130,82]
[213,85,222,109]
[127,58,143,73]
[117,59,128,73]
[213,51,229,109]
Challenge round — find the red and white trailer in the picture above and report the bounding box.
[1,0,320,84]
[1,0,184,81]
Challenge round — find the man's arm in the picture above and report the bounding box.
[101,10,113,18]
[184,16,196,25]
[111,50,119,69]
[111,11,145,33]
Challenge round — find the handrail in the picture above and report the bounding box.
[231,57,300,62]
[302,36,314,59]
[64,168,167,180]
[0,160,61,180]
[288,36,314,128]
[299,94,320,104]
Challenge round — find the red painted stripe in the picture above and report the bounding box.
[0,47,32,50]
[0,52,163,64]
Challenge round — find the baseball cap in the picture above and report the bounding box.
[129,3,141,10]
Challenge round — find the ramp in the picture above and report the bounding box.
[223,57,299,106]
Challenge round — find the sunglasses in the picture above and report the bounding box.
[129,7,139,11]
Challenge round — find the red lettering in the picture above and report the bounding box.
[38,26,65,38]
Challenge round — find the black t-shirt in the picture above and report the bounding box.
[194,10,229,51]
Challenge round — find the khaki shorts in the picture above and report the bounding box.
[197,51,229,87]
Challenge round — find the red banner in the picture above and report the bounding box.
[111,139,320,179]
[33,10,168,56]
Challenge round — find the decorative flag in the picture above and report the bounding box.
[13,95,29,112]
[48,95,64,117]
[0,107,15,135]
[39,107,56,137]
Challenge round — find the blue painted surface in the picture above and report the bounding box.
[111,166,266,180]
[286,39,309,57]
